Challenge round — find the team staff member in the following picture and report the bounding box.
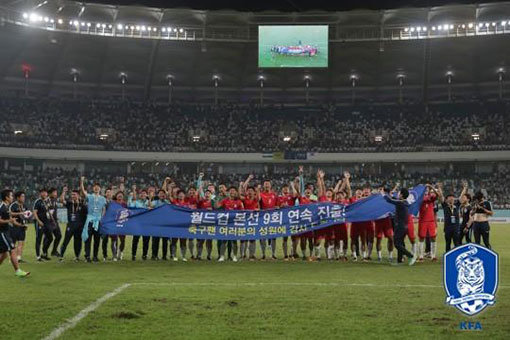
[383,188,417,266]
[33,189,54,261]
[460,191,472,244]
[9,191,28,263]
[46,188,62,257]
[80,176,107,263]
[59,187,86,261]
[470,191,493,249]
[0,189,29,277]
[128,185,151,261]
[436,184,461,252]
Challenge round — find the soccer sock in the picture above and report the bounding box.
[388,251,393,260]
[197,243,203,258]
[411,242,417,255]
[249,241,256,257]
[170,243,177,258]
[17,256,21,261]
[362,250,367,259]
[367,242,373,257]
[188,240,194,257]
[419,241,425,258]
[180,246,187,258]
[239,242,245,257]
[431,241,437,258]
[271,239,276,257]
[327,245,334,259]
[283,241,288,257]
[260,240,266,257]
[314,245,321,257]
[377,250,382,259]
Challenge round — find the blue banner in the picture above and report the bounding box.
[100,185,425,240]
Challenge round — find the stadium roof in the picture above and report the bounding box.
[0,0,509,103]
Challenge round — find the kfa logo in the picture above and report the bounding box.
[459,321,482,330]
[444,244,498,316]
[116,209,131,228]
[406,189,418,205]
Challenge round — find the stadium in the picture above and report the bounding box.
[0,0,509,339]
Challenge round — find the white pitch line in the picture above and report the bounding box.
[131,282,510,289]
[41,283,131,340]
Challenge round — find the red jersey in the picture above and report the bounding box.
[419,194,437,222]
[197,199,212,210]
[187,196,198,209]
[349,196,360,204]
[172,199,190,208]
[298,196,313,205]
[260,191,278,209]
[243,197,259,210]
[220,198,244,211]
[319,195,332,202]
[337,198,350,205]
[278,194,295,208]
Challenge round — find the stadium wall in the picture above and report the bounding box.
[1,147,509,163]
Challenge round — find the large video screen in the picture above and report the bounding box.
[258,25,328,68]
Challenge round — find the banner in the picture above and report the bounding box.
[100,185,425,240]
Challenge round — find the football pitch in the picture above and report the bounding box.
[1,224,509,339]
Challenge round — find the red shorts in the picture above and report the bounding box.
[333,224,348,241]
[418,220,437,239]
[407,217,416,242]
[375,222,394,239]
[365,222,375,239]
[315,226,335,240]
[350,222,362,239]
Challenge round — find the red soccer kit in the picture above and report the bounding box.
[315,196,336,240]
[418,194,437,238]
[197,199,212,210]
[219,198,244,211]
[187,196,198,209]
[295,196,315,239]
[260,191,278,210]
[172,198,190,208]
[407,214,416,242]
[278,194,296,208]
[243,197,259,211]
[333,198,349,243]
[349,196,366,239]
[374,216,394,239]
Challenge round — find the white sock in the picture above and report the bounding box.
[314,246,321,258]
[362,250,367,258]
[388,251,393,260]
[412,243,417,255]
[419,241,425,258]
[377,250,382,259]
[339,241,344,256]
[431,241,437,258]
[17,256,21,261]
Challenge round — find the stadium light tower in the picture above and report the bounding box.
[304,75,311,105]
[445,70,454,102]
[497,67,505,100]
[166,75,174,105]
[396,73,405,104]
[119,72,128,101]
[258,74,265,106]
[70,68,80,99]
[212,74,220,106]
[350,73,359,104]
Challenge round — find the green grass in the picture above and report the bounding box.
[258,25,328,68]
[1,224,509,339]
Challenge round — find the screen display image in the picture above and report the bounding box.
[258,25,328,68]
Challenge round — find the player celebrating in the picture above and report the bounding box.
[374,186,394,262]
[170,189,191,261]
[80,176,107,263]
[9,191,28,263]
[239,175,259,260]
[278,183,297,260]
[217,186,244,262]
[0,189,29,277]
[197,178,214,260]
[316,169,336,260]
[417,184,438,262]
[259,179,279,260]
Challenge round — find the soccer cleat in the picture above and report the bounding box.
[18,258,26,263]
[142,255,147,261]
[15,269,30,278]
[37,257,43,262]
[161,256,168,261]
[119,252,124,260]
[417,257,424,262]
[409,254,418,266]
[181,257,188,262]
[103,257,107,262]
[151,256,158,261]
[93,257,99,263]
[283,256,289,262]
[218,256,225,262]
[74,257,80,262]
[173,257,178,262]
[232,256,238,262]
[207,256,212,261]
[41,254,51,261]
[132,256,136,261]
[271,255,277,260]
[431,257,438,262]
[51,251,60,257]
[86,257,92,263]
[113,257,118,262]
